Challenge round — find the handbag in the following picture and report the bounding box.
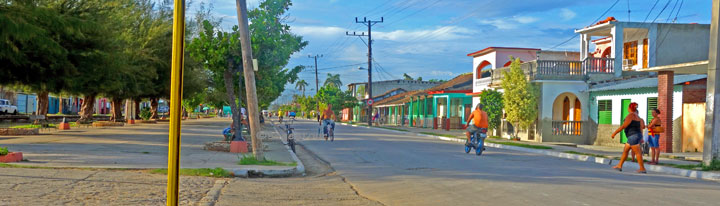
[653,126,665,133]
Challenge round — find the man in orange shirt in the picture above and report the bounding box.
[465,104,489,147]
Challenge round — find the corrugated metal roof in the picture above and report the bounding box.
[588,74,707,92]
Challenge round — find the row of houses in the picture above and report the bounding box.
[343,18,711,154]
[0,90,129,115]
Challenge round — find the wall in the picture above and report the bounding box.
[539,81,589,121]
[589,86,683,124]
[682,79,707,103]
[589,86,683,147]
[655,24,711,66]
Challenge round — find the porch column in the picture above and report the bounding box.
[611,24,624,77]
[580,33,590,60]
[409,97,414,126]
[704,0,720,165]
[658,71,674,153]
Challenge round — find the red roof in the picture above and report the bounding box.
[465,91,483,96]
[427,89,473,94]
[467,47,540,57]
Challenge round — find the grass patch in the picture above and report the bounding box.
[0,163,52,169]
[486,140,553,150]
[563,151,607,158]
[488,136,502,140]
[9,122,77,129]
[658,160,720,171]
[149,167,232,178]
[238,155,297,166]
[380,127,409,132]
[418,132,457,138]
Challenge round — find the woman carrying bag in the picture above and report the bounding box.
[647,109,663,165]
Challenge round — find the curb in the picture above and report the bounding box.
[226,120,305,178]
[339,123,720,182]
[198,179,228,206]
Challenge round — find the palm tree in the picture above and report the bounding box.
[324,73,342,88]
[295,80,308,96]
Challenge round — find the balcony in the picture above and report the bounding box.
[488,57,614,86]
[551,120,583,136]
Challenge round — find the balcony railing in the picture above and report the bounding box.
[551,120,583,136]
[487,58,615,86]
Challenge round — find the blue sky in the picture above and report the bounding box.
[195,0,712,104]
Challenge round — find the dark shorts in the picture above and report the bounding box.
[466,125,487,135]
[648,134,660,148]
[627,133,642,146]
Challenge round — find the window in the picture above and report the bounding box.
[647,97,658,122]
[598,100,612,124]
[623,41,638,66]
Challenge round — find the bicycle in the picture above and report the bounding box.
[285,124,296,153]
[465,129,487,156]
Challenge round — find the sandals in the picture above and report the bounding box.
[636,170,647,174]
[612,166,622,172]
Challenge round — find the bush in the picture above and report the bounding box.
[0,147,8,156]
[139,107,152,120]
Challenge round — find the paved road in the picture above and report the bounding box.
[291,119,720,206]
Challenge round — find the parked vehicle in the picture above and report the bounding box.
[0,99,18,115]
[158,106,169,113]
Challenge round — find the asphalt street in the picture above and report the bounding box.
[288,119,720,206]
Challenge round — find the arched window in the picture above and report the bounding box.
[476,60,492,79]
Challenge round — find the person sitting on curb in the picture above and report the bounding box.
[464,103,488,147]
[611,102,647,173]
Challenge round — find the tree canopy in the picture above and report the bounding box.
[501,57,537,137]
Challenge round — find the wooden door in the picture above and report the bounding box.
[642,39,648,68]
[464,104,471,124]
[682,103,705,152]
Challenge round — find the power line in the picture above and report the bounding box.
[643,0,660,22]
[651,0,673,23]
[548,0,621,50]
[382,0,442,28]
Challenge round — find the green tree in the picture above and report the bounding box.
[501,57,538,138]
[324,73,342,88]
[403,73,413,80]
[416,77,422,81]
[295,80,308,96]
[478,89,504,131]
[317,85,357,115]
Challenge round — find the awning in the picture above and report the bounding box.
[636,60,709,74]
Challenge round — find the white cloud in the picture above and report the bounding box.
[479,16,539,30]
[560,8,576,21]
[373,26,475,42]
[291,26,346,37]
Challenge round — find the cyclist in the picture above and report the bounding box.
[320,104,336,138]
[289,111,296,121]
[465,103,488,147]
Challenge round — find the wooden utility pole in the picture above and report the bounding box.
[704,0,720,165]
[347,17,383,126]
[235,0,263,160]
[309,54,322,121]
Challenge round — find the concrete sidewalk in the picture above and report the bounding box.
[344,123,720,181]
[0,118,301,177]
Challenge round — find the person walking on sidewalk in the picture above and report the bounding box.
[611,102,647,173]
[465,104,488,147]
[647,108,663,165]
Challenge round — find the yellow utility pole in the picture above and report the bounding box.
[167,0,186,205]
